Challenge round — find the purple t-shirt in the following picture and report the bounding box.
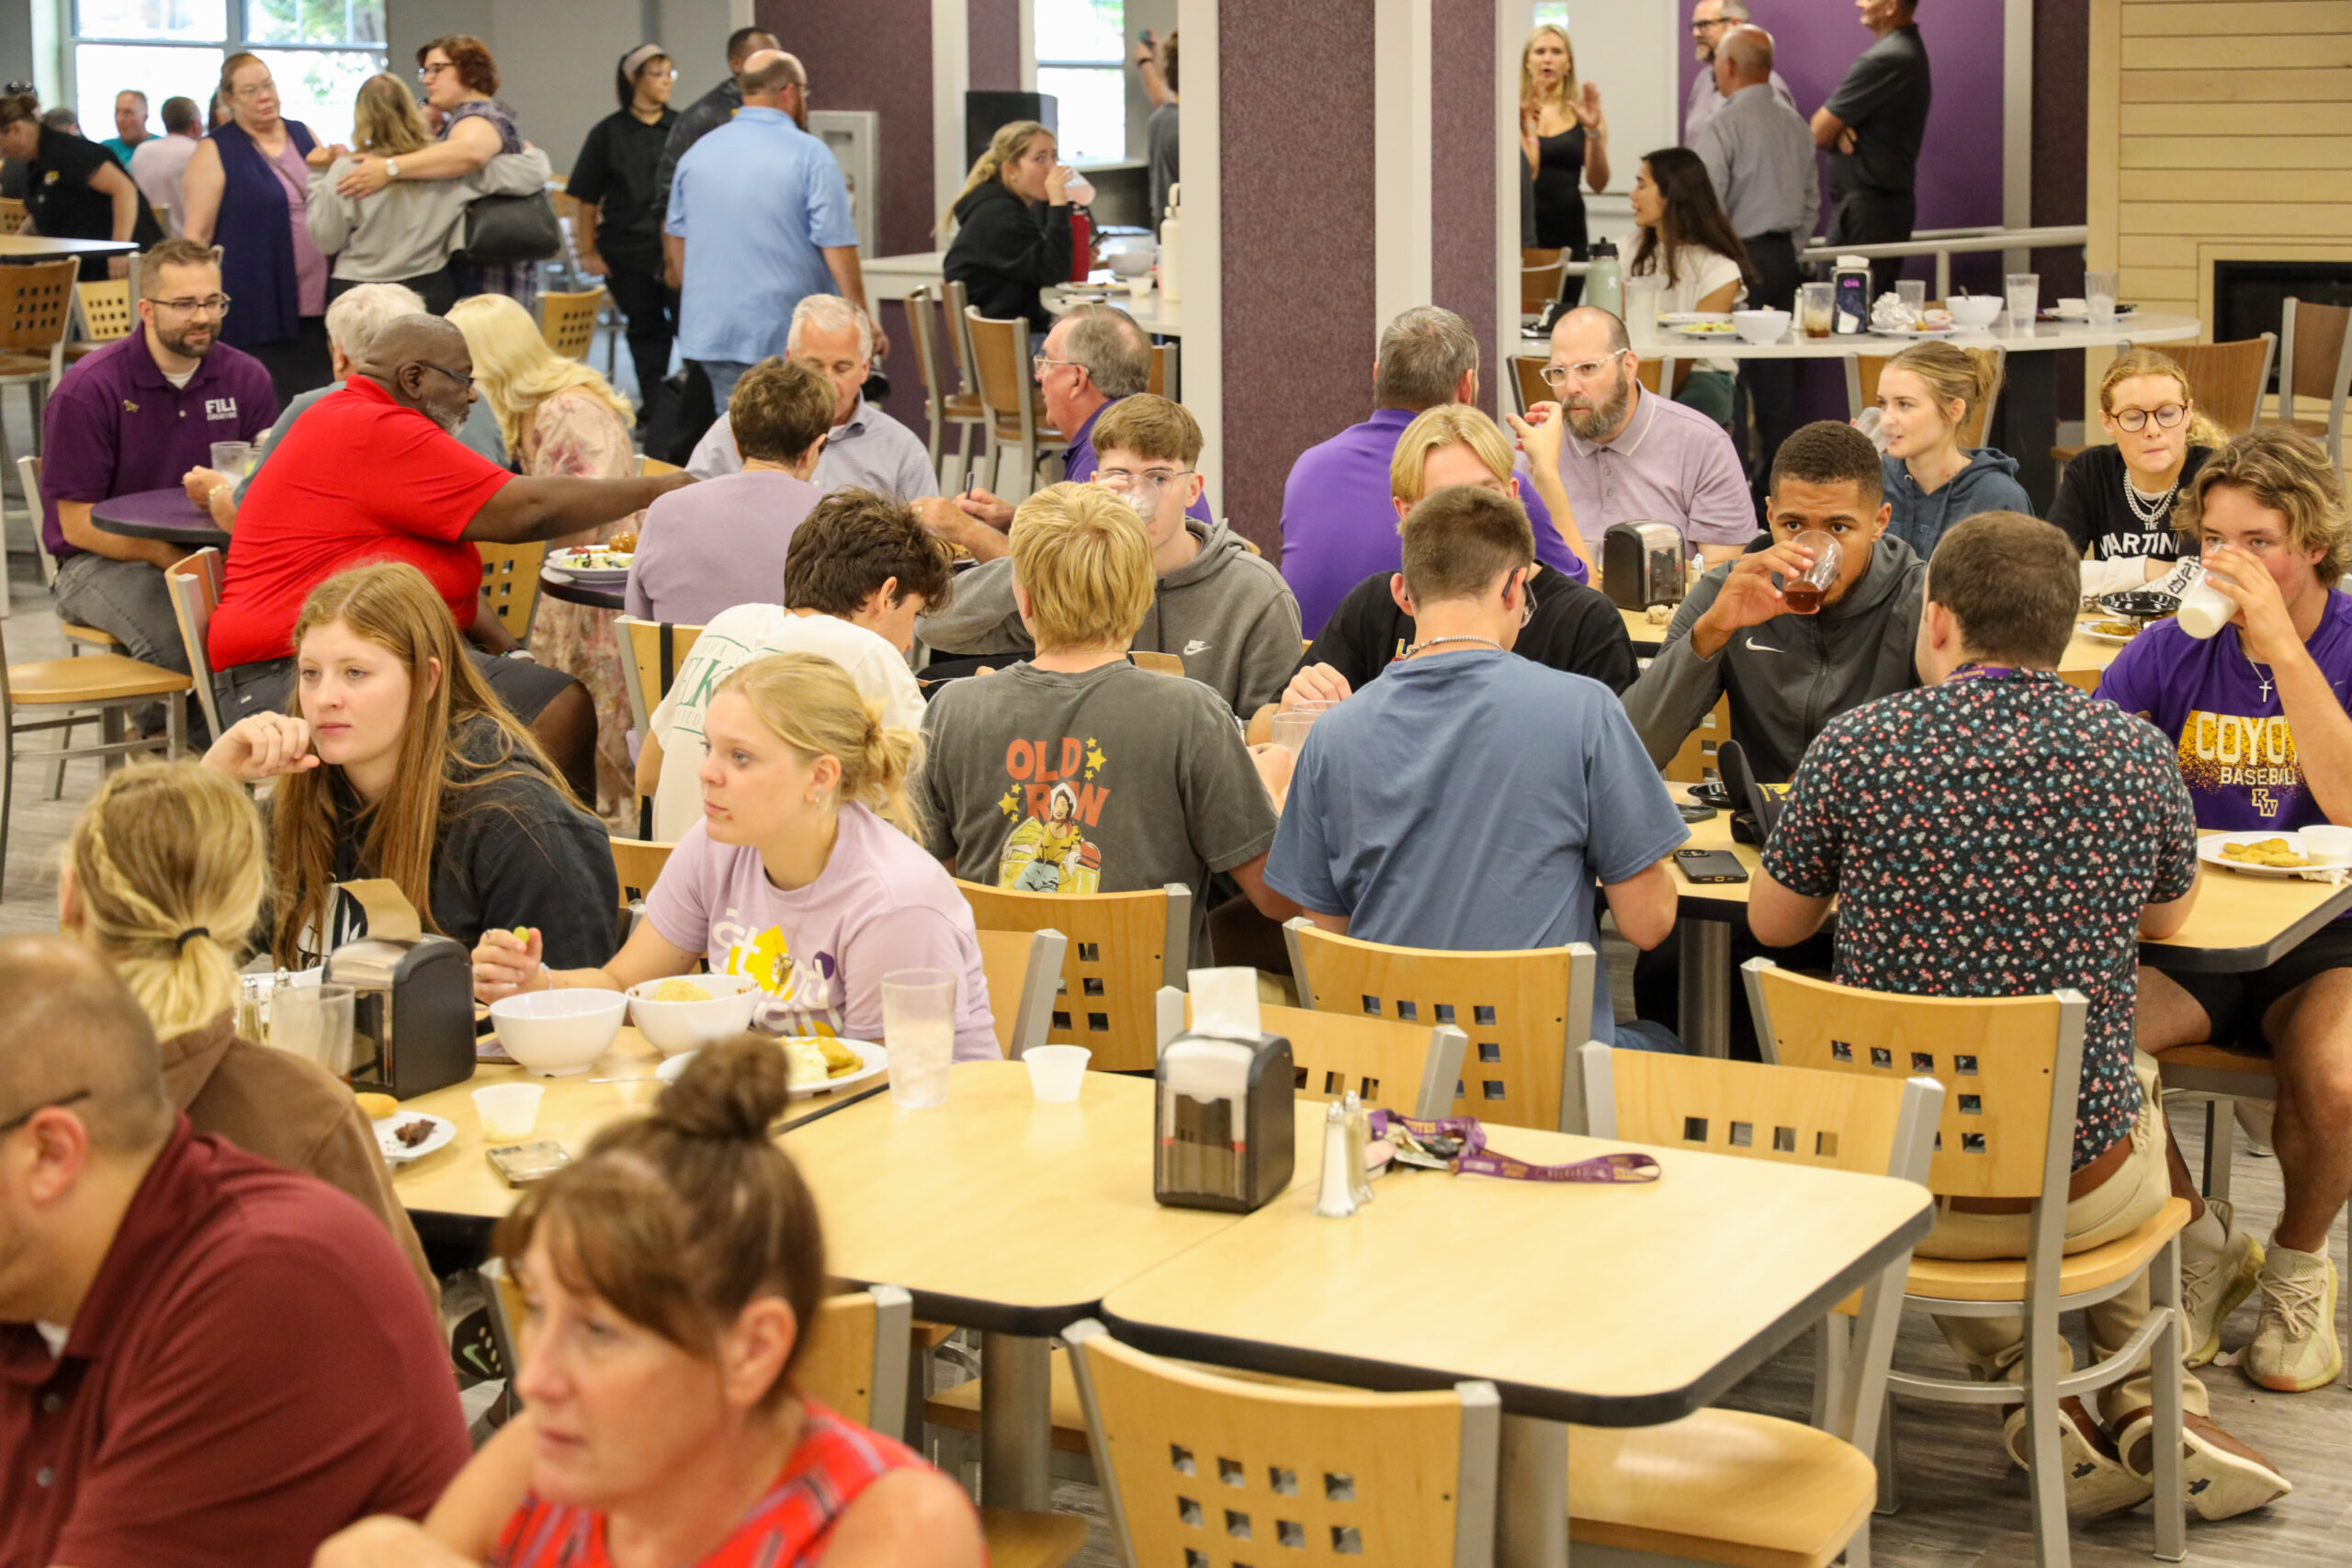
[40,332,279,560]
[643,803,1001,1059]
[2096,590,2352,834]
[1063,398,1214,527]
[1277,407,1584,637]
[624,469,822,625]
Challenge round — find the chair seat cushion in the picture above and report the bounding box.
[943,392,987,420]
[9,653,191,704]
[1905,1196,2192,1303]
[1567,1407,1874,1568]
[0,353,51,378]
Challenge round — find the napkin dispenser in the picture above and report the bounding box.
[321,879,476,1100]
[1154,968,1295,1213]
[1601,521,1687,611]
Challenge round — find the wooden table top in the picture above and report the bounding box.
[1623,604,2128,676]
[1100,1118,1933,1426]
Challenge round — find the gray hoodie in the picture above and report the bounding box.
[918,517,1302,716]
[1623,534,1927,783]
[1882,448,2033,563]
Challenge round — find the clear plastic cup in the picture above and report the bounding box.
[2301,825,2352,863]
[1800,281,1835,338]
[1781,530,1843,615]
[473,1082,545,1139]
[1623,275,1664,337]
[210,440,254,478]
[1023,1044,1091,1102]
[2005,272,2040,334]
[1896,279,1926,320]
[1272,711,1317,755]
[882,968,956,1109]
[269,983,355,1075]
[2085,270,2118,326]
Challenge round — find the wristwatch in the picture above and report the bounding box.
[383,158,401,181]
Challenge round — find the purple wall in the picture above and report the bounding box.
[971,0,1021,91]
[1430,0,1499,395]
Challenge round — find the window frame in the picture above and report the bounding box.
[1027,0,1129,164]
[65,0,389,119]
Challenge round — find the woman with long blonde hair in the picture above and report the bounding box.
[1519,23,1608,256]
[58,761,435,1302]
[448,291,640,827]
[202,561,616,971]
[473,653,1001,1061]
[941,119,1074,336]
[1872,340,2031,559]
[303,72,552,315]
[2052,346,2230,594]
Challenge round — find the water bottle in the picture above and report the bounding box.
[1581,240,1622,320]
[1159,183,1183,305]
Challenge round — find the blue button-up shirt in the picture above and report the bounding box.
[666,107,857,364]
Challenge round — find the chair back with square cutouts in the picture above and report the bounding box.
[957,880,1189,1072]
[1579,1043,1939,1182]
[1743,958,2084,1203]
[74,279,133,344]
[477,541,545,644]
[1284,918,1592,1133]
[1157,988,1466,1121]
[539,287,607,362]
[1065,1320,1498,1568]
[0,257,77,357]
[614,615,703,733]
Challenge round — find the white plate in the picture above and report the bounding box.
[1657,311,1732,326]
[2076,621,2143,647]
[1668,321,1740,340]
[373,1111,456,1164]
[2198,831,2350,879]
[547,550,633,581]
[656,1037,889,1100]
[1871,322,1961,337]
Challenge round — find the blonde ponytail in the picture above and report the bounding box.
[67,762,267,1039]
[718,653,927,839]
[938,119,1051,236]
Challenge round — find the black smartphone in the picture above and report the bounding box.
[1675,848,1750,885]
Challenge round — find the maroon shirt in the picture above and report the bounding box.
[0,1118,469,1568]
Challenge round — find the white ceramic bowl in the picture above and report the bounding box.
[627,973,763,1056]
[1731,309,1791,345]
[1103,243,1158,279]
[1946,294,2003,329]
[489,988,628,1076]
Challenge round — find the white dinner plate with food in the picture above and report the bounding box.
[546,547,633,583]
[1657,311,1732,326]
[2077,617,2145,646]
[1668,321,1739,339]
[1871,322,1961,338]
[2198,831,2351,879]
[656,1036,888,1100]
[374,1111,457,1163]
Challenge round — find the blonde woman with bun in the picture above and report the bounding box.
[57,760,434,1303]
[1520,23,1608,255]
[1873,340,2031,559]
[941,119,1073,336]
[448,291,641,826]
[473,653,1001,1060]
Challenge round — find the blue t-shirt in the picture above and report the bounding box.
[666,107,857,364]
[1265,649,1689,1043]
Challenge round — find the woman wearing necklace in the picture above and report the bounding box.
[2052,348,2228,595]
[1873,342,2031,560]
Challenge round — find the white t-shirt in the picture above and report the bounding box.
[648,606,926,840]
[1641,243,1747,377]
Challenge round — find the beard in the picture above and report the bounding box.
[154,321,215,360]
[1561,371,1633,442]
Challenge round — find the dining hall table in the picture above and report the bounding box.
[87,484,231,551]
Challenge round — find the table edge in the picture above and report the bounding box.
[2144,876,2352,975]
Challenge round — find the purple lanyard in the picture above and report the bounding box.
[1367,1110,1662,1184]
[1947,663,2027,683]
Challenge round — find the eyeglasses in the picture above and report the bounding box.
[0,1088,88,1137]
[231,80,276,100]
[2110,403,2188,433]
[417,61,454,81]
[413,360,473,388]
[1031,355,1080,380]
[1690,18,1731,32]
[1096,467,1194,506]
[1541,352,1628,388]
[146,292,231,318]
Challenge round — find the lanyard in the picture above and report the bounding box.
[1946,663,2028,683]
[1367,1110,1662,1184]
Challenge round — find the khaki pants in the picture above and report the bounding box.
[1915,1055,2205,1422]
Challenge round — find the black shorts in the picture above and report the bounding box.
[2156,921,2352,1049]
[213,647,580,730]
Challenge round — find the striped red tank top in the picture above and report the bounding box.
[490,1403,933,1567]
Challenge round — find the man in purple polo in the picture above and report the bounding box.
[41,237,277,699]
[1278,305,1581,637]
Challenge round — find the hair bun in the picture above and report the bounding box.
[653,1033,790,1140]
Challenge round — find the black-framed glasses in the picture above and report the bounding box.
[146,293,231,317]
[0,1088,88,1136]
[418,61,453,80]
[2111,403,2188,433]
[1541,351,1628,388]
[413,360,473,388]
[1690,18,1731,32]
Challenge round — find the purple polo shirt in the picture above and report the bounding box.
[1554,387,1757,553]
[1064,397,1215,529]
[1277,407,1583,638]
[40,330,278,560]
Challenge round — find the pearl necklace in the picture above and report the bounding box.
[2123,466,2183,528]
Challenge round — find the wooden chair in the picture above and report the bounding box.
[1064,1318,1501,1568]
[1664,693,1735,785]
[965,307,1046,502]
[609,836,673,906]
[1521,246,1567,314]
[2053,336,2279,466]
[17,457,119,649]
[477,541,546,645]
[0,198,26,235]
[2278,297,2351,468]
[1148,340,1177,400]
[956,880,1191,1073]
[634,454,682,478]
[1572,1044,1939,1568]
[1127,648,1183,676]
[615,615,704,837]
[1283,917,1596,1133]
[1844,344,2006,449]
[1156,988,1466,1119]
[163,547,224,743]
[978,926,1068,1057]
[538,286,607,363]
[905,284,987,491]
[65,277,133,362]
[0,259,82,475]
[2155,1043,2351,1388]
[1745,959,2188,1568]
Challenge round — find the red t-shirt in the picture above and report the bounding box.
[208,377,513,670]
[0,1119,471,1568]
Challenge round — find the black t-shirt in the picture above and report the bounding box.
[566,107,678,271]
[1824,24,1930,198]
[2049,442,2211,566]
[1298,564,1637,696]
[28,125,162,247]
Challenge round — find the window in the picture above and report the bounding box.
[69,0,386,144]
[1033,0,1126,164]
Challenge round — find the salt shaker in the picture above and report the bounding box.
[1313,1101,1360,1218]
[1341,1090,1374,1205]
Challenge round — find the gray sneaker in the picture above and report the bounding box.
[2178,1199,2263,1368]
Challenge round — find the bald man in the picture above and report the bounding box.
[656,25,782,216]
[0,936,469,1568]
[206,312,693,791]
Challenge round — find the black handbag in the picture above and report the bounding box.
[458,191,563,265]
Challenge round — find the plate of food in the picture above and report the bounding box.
[656,1035,888,1100]
[2198,831,2351,879]
[1658,311,1733,327]
[370,1109,457,1163]
[1668,319,1739,339]
[546,547,634,583]
[1872,321,1961,338]
[2078,617,2145,645]
[2098,590,2179,620]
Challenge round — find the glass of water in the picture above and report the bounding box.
[2085,271,2119,326]
[270,983,356,1076]
[2005,273,2040,335]
[882,969,956,1109]
[209,440,254,479]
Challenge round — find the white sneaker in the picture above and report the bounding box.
[2113,1408,2292,1521]
[2178,1200,2263,1368]
[2233,1098,2275,1156]
[2245,1241,2345,1392]
[2002,1399,2152,1519]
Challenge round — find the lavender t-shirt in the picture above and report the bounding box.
[643,803,1001,1058]
[624,469,823,625]
[2096,590,2352,835]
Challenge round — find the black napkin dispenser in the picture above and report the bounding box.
[1154,1031,1295,1213]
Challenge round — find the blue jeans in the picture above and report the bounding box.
[1612,1019,1690,1055]
[694,358,756,410]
